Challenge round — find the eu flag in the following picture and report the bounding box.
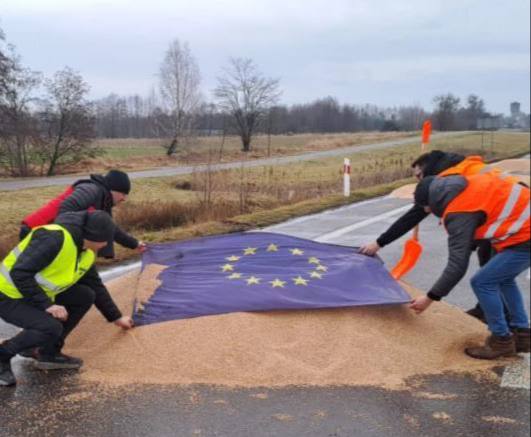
[133,232,410,326]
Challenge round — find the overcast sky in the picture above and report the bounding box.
[1,0,529,114]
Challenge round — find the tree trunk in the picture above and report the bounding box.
[167,135,178,155]
[241,134,251,152]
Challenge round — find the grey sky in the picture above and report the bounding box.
[1,0,529,114]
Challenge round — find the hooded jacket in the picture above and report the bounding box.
[3,211,122,321]
[23,174,138,258]
[425,176,530,301]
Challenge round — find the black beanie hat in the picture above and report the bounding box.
[83,211,115,242]
[414,176,436,207]
[104,170,131,194]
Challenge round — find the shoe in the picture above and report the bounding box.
[18,348,39,360]
[511,328,531,353]
[465,334,517,360]
[33,352,83,370]
[0,360,16,386]
[465,305,487,324]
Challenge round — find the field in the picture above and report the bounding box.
[74,131,415,173]
[0,131,528,262]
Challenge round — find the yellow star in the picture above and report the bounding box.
[267,243,279,252]
[290,248,304,256]
[293,276,308,286]
[221,264,234,272]
[316,265,328,272]
[246,276,261,285]
[243,247,257,255]
[310,271,323,279]
[228,273,242,279]
[308,257,320,264]
[270,279,286,288]
[226,255,241,262]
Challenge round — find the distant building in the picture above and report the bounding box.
[507,101,529,129]
[477,115,503,130]
[510,102,521,117]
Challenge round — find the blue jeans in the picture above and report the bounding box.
[471,249,530,337]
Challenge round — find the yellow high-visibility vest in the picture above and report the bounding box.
[0,225,95,301]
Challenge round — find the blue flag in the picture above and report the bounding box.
[133,232,410,326]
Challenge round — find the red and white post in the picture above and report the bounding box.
[343,158,351,197]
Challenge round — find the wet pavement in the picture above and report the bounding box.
[1,363,529,437]
[2,165,531,436]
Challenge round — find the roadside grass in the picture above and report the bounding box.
[0,131,528,262]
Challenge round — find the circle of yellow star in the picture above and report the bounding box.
[221,264,234,272]
[226,255,241,262]
[267,244,279,252]
[290,248,304,256]
[308,257,320,264]
[316,265,328,272]
[293,276,309,286]
[270,279,286,288]
[228,273,242,279]
[310,271,323,279]
[246,276,261,285]
[243,247,257,255]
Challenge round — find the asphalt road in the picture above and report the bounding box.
[0,132,466,191]
[1,154,530,437]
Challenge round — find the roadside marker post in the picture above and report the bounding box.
[343,158,351,197]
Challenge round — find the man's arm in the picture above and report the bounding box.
[376,204,429,247]
[360,204,428,255]
[76,265,122,322]
[114,226,139,250]
[10,230,63,310]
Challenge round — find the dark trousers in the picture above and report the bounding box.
[0,284,95,357]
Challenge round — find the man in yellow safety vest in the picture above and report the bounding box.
[0,210,133,387]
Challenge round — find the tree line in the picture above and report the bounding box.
[1,27,496,177]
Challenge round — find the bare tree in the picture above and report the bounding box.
[214,58,281,152]
[433,93,460,131]
[0,42,42,176]
[158,39,201,156]
[38,67,96,176]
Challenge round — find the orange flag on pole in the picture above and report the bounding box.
[421,120,432,151]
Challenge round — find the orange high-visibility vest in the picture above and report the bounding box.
[438,155,518,183]
[438,156,489,177]
[443,173,530,251]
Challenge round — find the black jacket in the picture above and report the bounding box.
[7,211,122,321]
[376,152,465,247]
[58,175,138,258]
[426,176,530,301]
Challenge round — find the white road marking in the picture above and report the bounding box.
[314,204,412,242]
[100,262,141,282]
[260,195,394,232]
[501,353,530,389]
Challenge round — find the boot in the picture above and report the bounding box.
[511,328,531,353]
[0,359,16,387]
[33,352,83,370]
[465,334,517,360]
[466,304,486,323]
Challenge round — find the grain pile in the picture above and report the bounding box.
[64,269,500,389]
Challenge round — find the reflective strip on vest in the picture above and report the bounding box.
[493,204,531,243]
[483,184,523,239]
[0,264,15,287]
[1,243,63,293]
